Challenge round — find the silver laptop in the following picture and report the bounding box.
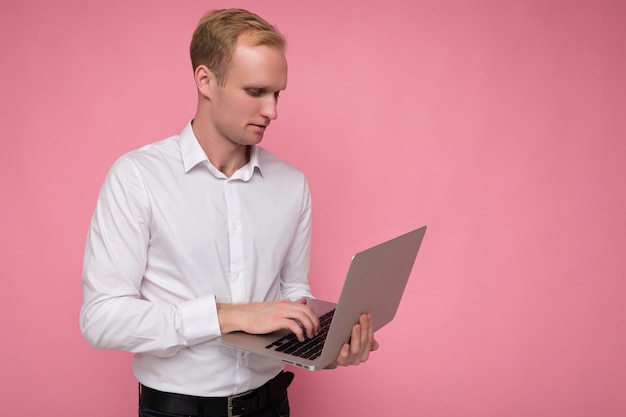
[219,226,427,371]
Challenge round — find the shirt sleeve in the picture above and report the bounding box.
[280,176,315,301]
[79,156,221,357]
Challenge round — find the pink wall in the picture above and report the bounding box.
[1,1,624,415]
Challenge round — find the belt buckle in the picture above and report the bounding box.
[227,389,252,417]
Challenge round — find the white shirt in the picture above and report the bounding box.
[80,122,313,396]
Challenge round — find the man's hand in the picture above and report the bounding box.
[333,313,379,367]
[217,299,320,342]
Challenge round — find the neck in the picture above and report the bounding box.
[191,118,250,178]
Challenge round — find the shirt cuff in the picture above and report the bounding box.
[177,295,221,345]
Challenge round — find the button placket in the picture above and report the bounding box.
[225,180,245,302]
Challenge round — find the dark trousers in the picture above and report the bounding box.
[138,387,290,417]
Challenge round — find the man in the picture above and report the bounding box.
[80,8,378,417]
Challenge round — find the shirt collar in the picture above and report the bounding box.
[180,121,208,173]
[243,146,263,179]
[179,121,263,180]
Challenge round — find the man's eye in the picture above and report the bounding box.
[274,92,280,100]
[246,89,263,97]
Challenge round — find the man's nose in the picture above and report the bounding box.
[260,96,278,120]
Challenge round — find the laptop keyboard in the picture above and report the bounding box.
[264,309,335,360]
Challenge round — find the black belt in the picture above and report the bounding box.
[139,371,294,417]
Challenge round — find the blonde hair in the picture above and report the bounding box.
[190,9,286,85]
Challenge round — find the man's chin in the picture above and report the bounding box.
[245,132,265,145]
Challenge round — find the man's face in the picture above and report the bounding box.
[208,41,288,147]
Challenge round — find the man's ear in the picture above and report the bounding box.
[195,65,214,99]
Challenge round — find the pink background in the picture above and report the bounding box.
[1,1,625,416]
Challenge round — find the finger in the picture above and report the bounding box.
[286,307,317,339]
[336,343,350,365]
[292,301,320,338]
[353,315,374,362]
[359,314,371,347]
[304,308,321,338]
[349,323,363,357]
[361,313,374,352]
[284,318,306,342]
[371,338,380,351]
[355,322,371,363]
[282,302,318,340]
